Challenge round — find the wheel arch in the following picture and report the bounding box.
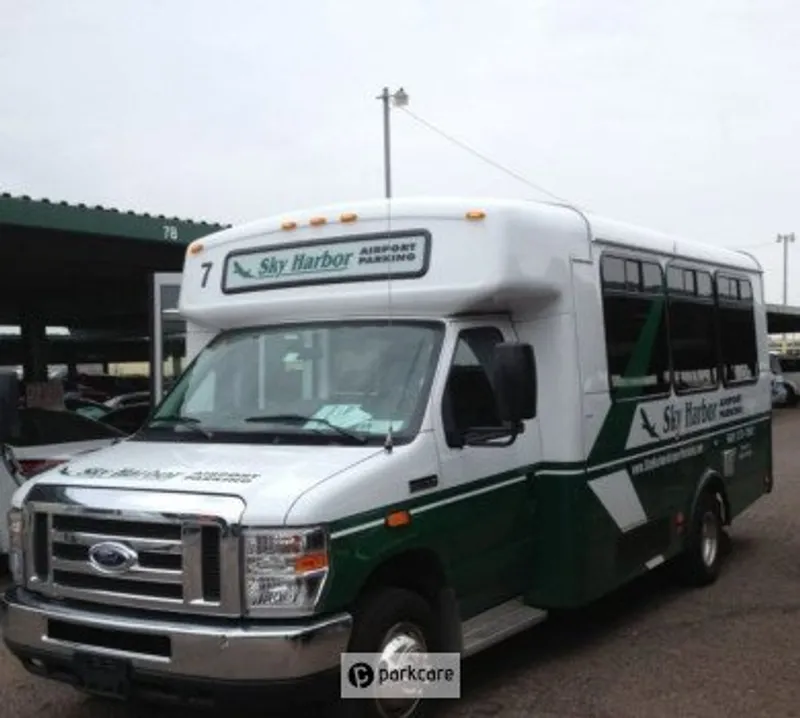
[691,468,731,526]
[352,546,462,652]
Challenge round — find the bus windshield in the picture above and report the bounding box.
[140,320,444,445]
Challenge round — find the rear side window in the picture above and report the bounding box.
[717,274,758,384]
[666,265,718,393]
[600,255,670,400]
[600,254,761,399]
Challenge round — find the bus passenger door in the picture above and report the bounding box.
[434,321,541,618]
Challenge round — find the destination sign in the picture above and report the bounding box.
[222,233,430,292]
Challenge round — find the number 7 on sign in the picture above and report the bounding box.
[200,262,213,288]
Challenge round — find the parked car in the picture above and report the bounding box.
[98,402,152,435]
[0,407,126,573]
[772,353,800,388]
[77,373,149,400]
[770,351,799,407]
[63,394,112,421]
[104,391,151,410]
[772,375,789,407]
[72,383,110,404]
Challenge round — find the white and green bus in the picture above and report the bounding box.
[3,197,773,716]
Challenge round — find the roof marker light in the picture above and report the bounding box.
[187,242,204,255]
[340,212,358,223]
[309,216,327,226]
[465,210,486,220]
[281,220,298,230]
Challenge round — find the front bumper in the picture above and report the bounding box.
[3,587,352,699]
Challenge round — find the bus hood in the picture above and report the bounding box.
[19,439,384,523]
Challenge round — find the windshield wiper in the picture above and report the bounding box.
[244,414,368,444]
[148,415,213,438]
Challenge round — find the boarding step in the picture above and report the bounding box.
[461,597,548,657]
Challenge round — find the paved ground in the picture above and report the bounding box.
[2,411,800,717]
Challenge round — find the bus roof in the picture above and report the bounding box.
[179,197,762,328]
[192,197,761,274]
[584,212,762,273]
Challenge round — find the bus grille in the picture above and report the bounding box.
[22,488,244,617]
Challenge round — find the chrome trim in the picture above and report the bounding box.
[21,485,246,617]
[51,558,184,585]
[23,510,36,585]
[52,531,183,555]
[3,588,352,682]
[31,582,184,607]
[182,526,204,604]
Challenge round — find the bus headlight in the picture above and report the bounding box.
[242,527,329,616]
[7,508,24,585]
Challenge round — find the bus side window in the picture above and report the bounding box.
[717,275,758,384]
[666,266,718,393]
[442,327,504,446]
[600,255,670,401]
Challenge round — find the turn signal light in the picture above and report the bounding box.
[385,510,411,528]
[294,552,329,573]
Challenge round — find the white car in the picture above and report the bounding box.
[0,407,125,573]
[770,352,799,408]
[772,375,789,407]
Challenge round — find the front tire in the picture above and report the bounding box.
[342,587,439,718]
[676,490,724,587]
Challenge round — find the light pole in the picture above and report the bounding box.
[777,232,796,305]
[376,86,409,198]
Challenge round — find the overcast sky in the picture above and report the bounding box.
[1,0,799,303]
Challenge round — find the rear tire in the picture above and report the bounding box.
[676,490,724,587]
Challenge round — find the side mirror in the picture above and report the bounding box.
[0,371,20,444]
[492,342,537,424]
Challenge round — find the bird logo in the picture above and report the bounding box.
[232,260,254,279]
[639,408,659,440]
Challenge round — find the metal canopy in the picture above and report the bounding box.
[0,192,228,331]
[0,192,224,243]
[0,192,228,367]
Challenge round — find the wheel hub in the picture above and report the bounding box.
[701,510,719,567]
[373,622,428,718]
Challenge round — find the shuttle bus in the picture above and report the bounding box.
[3,197,773,717]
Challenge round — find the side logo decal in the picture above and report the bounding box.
[639,408,659,440]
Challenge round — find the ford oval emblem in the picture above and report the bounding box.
[88,541,138,574]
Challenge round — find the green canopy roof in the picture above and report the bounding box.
[0,191,230,244]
